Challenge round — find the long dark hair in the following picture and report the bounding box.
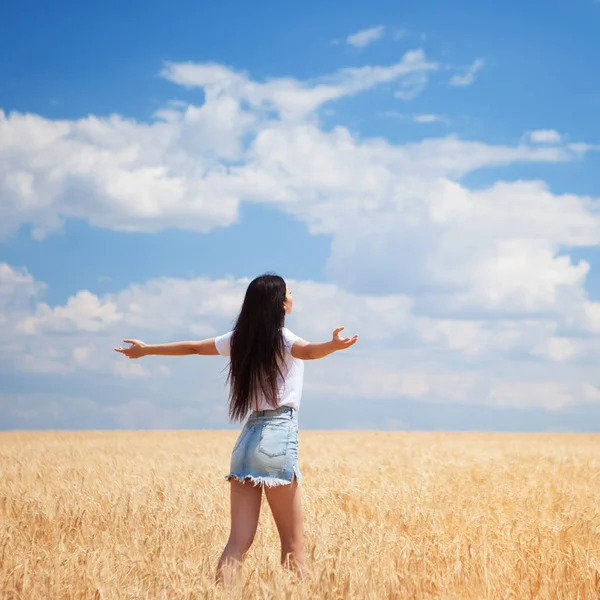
[227,274,287,422]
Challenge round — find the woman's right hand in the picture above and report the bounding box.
[331,327,359,351]
[114,339,147,359]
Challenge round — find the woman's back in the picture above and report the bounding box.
[215,327,305,412]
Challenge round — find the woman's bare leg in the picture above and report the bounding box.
[264,477,305,576]
[216,479,262,584]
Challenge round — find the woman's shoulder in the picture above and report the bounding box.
[281,327,300,348]
[214,331,233,356]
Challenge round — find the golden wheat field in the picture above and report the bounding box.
[1,431,600,600]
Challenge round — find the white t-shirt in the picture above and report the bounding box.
[214,327,305,412]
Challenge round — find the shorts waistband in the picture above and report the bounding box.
[251,406,295,418]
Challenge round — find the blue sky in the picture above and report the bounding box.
[1,0,600,431]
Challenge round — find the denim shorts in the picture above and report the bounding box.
[226,406,302,487]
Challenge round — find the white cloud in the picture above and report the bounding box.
[2,55,593,249]
[568,142,600,153]
[2,265,600,413]
[582,301,600,332]
[449,58,485,87]
[0,53,442,239]
[413,114,445,124]
[529,129,562,144]
[305,368,470,401]
[346,25,385,48]
[2,54,600,423]
[324,178,599,314]
[0,263,44,314]
[486,380,600,411]
[160,50,437,120]
[19,290,122,333]
[114,361,151,378]
[1,61,598,330]
[73,343,95,365]
[532,337,576,362]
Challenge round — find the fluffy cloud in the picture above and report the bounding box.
[529,129,562,144]
[326,178,599,316]
[346,25,385,48]
[581,301,600,333]
[0,53,592,251]
[160,50,437,120]
[532,337,576,362]
[2,51,600,426]
[0,262,44,315]
[1,264,600,414]
[0,51,441,239]
[1,56,599,330]
[19,290,122,333]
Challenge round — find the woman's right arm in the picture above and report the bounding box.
[291,327,358,361]
[114,338,219,358]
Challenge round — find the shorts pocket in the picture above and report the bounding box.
[258,422,290,458]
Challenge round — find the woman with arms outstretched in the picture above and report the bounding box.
[114,274,358,582]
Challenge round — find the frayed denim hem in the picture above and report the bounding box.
[225,469,301,487]
[225,473,295,487]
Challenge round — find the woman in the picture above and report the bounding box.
[114,274,358,581]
